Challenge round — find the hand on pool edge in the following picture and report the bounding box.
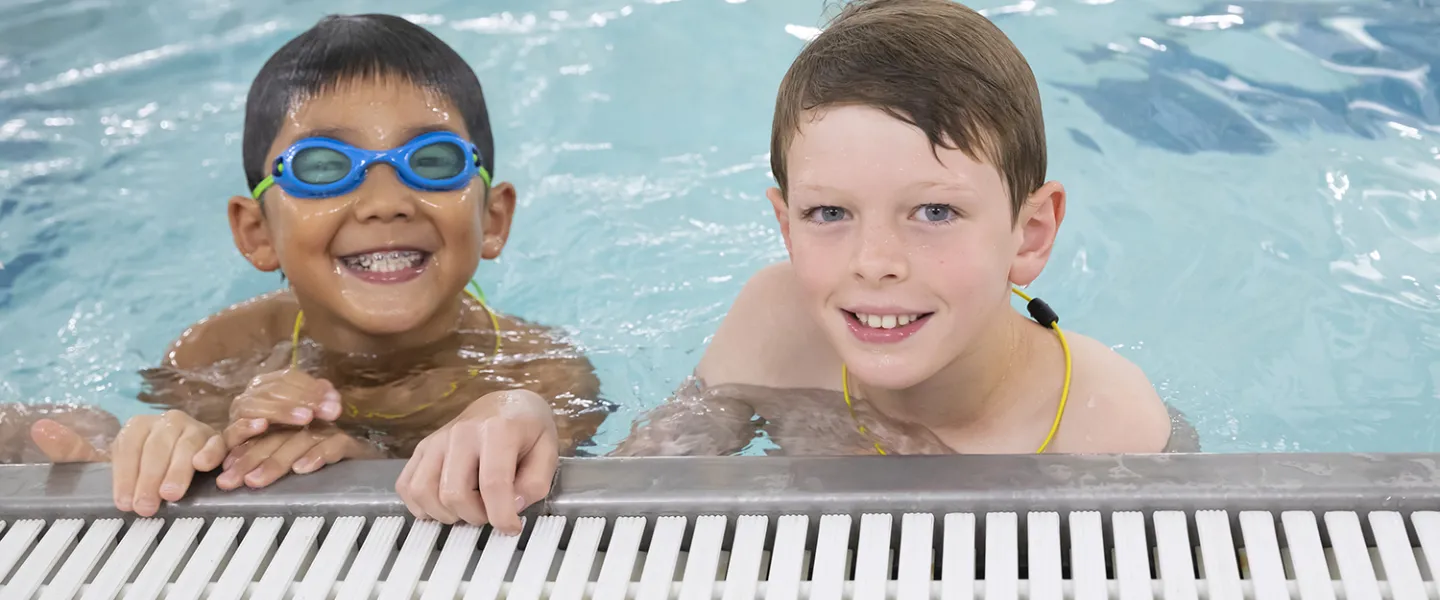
[110,411,226,516]
[395,389,558,535]
[216,422,383,490]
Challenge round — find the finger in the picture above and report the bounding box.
[230,370,287,421]
[231,397,314,427]
[109,419,148,512]
[514,432,560,513]
[293,433,351,474]
[192,435,227,472]
[222,418,269,450]
[132,417,184,516]
[245,430,323,488]
[31,419,108,463]
[409,444,457,524]
[273,373,340,421]
[439,433,487,526]
[307,378,343,421]
[159,427,209,502]
[477,426,522,535]
[217,435,285,490]
[396,446,426,520]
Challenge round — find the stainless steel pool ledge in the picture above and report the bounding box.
[4,453,1440,521]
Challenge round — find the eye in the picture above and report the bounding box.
[292,147,351,184]
[914,204,958,223]
[409,141,467,180]
[802,206,849,223]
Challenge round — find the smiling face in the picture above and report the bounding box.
[770,105,1063,391]
[228,76,515,351]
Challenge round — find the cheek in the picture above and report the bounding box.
[787,228,848,288]
[272,203,347,256]
[422,194,484,248]
[918,235,1006,299]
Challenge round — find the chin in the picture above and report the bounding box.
[342,307,437,338]
[838,349,941,392]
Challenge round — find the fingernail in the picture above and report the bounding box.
[160,483,179,498]
[249,419,265,430]
[293,457,320,474]
[136,496,158,514]
[515,495,527,512]
[115,495,131,511]
[245,468,265,485]
[223,456,236,470]
[218,471,238,488]
[292,407,312,422]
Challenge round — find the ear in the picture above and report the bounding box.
[481,182,517,260]
[229,195,281,272]
[766,186,794,257]
[1008,180,1066,287]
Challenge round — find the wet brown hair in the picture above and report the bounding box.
[769,0,1046,219]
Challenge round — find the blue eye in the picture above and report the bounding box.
[807,206,847,223]
[916,204,956,222]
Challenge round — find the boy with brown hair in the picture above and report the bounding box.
[609,0,1195,460]
[622,0,1192,457]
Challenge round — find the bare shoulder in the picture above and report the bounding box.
[163,290,297,370]
[1049,332,1171,453]
[490,311,601,398]
[696,261,836,389]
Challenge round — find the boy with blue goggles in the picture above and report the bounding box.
[250,130,492,200]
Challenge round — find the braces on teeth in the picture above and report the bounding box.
[342,251,425,273]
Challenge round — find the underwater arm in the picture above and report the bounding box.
[137,295,296,430]
[608,376,759,457]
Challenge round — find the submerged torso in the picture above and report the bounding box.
[143,290,609,456]
[613,377,1200,457]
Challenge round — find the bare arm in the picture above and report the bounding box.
[137,293,296,430]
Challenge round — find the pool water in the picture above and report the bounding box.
[1,0,1437,454]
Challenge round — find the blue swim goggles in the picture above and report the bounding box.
[251,131,492,200]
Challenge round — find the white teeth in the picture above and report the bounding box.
[341,250,425,273]
[853,312,925,329]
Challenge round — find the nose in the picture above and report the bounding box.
[852,218,909,284]
[350,164,418,223]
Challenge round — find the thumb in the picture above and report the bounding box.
[31,419,109,463]
[192,435,228,472]
[514,427,559,511]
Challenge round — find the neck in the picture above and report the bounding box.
[853,308,1051,432]
[295,293,480,359]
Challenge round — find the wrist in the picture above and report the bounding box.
[465,389,547,420]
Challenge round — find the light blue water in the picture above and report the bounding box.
[1,0,1437,454]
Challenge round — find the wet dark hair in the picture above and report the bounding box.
[241,14,494,191]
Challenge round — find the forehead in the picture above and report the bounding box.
[270,76,467,154]
[785,105,1003,198]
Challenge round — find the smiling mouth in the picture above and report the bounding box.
[336,250,434,285]
[845,310,934,330]
[339,250,430,273]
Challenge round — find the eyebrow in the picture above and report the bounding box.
[792,181,977,197]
